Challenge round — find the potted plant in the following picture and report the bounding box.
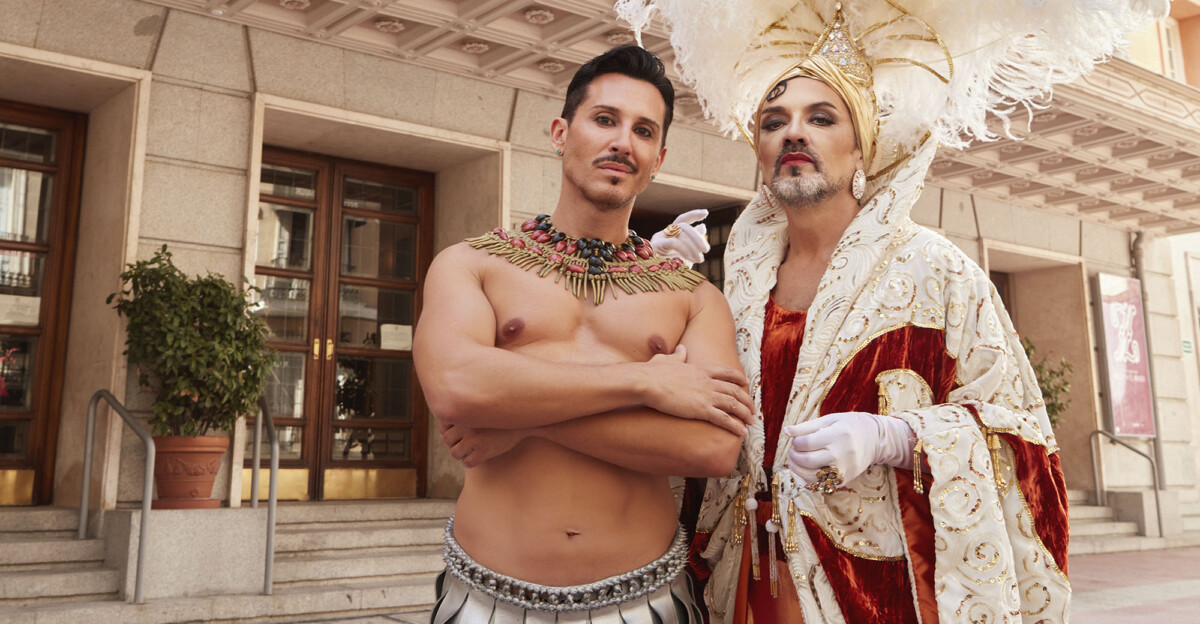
[108,245,275,509]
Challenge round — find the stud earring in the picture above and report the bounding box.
[651,174,656,181]
[851,169,866,200]
[555,149,562,156]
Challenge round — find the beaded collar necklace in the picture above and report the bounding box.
[465,213,705,305]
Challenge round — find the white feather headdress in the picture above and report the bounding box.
[616,0,1167,180]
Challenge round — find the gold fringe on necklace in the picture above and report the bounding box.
[465,216,706,306]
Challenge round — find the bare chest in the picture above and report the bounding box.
[480,256,693,363]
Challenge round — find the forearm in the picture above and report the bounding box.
[418,346,648,429]
[532,408,742,478]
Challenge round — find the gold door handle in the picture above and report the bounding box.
[326,339,334,360]
[312,339,320,360]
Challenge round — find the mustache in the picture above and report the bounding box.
[774,145,820,174]
[592,154,639,174]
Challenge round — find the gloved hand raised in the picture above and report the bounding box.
[650,209,711,265]
[782,412,916,490]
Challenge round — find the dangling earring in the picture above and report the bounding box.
[851,169,866,200]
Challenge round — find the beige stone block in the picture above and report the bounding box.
[1081,221,1131,267]
[1163,441,1198,488]
[1151,356,1187,400]
[1087,262,1132,280]
[940,189,977,237]
[431,72,515,141]
[1155,398,1192,443]
[658,125,704,178]
[540,153,564,217]
[509,152,543,228]
[1149,314,1183,357]
[140,161,247,248]
[974,196,1018,244]
[1102,437,1156,488]
[1142,235,1175,274]
[1041,211,1081,256]
[146,81,202,162]
[508,90,562,150]
[153,9,251,91]
[434,153,501,253]
[343,51,437,126]
[910,186,941,228]
[136,242,243,282]
[0,0,42,46]
[946,234,980,265]
[197,91,252,169]
[249,29,344,108]
[1144,272,1179,316]
[701,133,756,189]
[36,0,165,69]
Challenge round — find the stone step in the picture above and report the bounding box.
[1067,505,1114,521]
[0,538,105,569]
[0,575,437,624]
[274,499,455,526]
[1065,490,1092,505]
[0,568,120,604]
[0,530,75,542]
[276,520,444,554]
[0,508,78,534]
[1068,520,1140,538]
[1069,531,1200,556]
[275,546,443,585]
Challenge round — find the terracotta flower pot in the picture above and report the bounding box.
[152,435,229,509]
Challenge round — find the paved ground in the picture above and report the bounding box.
[1069,546,1200,623]
[306,547,1200,623]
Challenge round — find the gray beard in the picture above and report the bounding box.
[769,168,846,208]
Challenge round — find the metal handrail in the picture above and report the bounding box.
[79,389,153,604]
[249,397,279,595]
[1089,429,1164,538]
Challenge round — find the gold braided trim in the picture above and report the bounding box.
[465,229,706,306]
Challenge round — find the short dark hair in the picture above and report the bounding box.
[561,45,675,144]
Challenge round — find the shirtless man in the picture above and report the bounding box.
[413,45,753,622]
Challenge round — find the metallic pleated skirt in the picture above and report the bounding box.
[430,517,702,623]
[431,569,702,624]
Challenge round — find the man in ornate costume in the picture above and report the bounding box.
[413,45,755,623]
[617,0,1168,622]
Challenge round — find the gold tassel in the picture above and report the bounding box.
[784,497,800,554]
[912,439,925,494]
[987,430,1009,495]
[768,474,782,597]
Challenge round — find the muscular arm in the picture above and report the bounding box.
[413,243,752,431]
[445,282,746,477]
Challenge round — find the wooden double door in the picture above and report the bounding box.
[248,148,432,501]
[0,101,84,506]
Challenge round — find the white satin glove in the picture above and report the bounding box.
[782,412,916,489]
[650,209,711,265]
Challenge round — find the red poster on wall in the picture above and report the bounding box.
[1095,273,1156,437]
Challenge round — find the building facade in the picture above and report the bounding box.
[0,0,1199,615]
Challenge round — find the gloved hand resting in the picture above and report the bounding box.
[650,209,711,265]
[782,412,916,490]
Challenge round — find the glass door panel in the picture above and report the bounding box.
[0,105,85,506]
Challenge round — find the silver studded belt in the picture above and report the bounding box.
[441,516,689,612]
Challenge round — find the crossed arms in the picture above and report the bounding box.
[412,243,753,478]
